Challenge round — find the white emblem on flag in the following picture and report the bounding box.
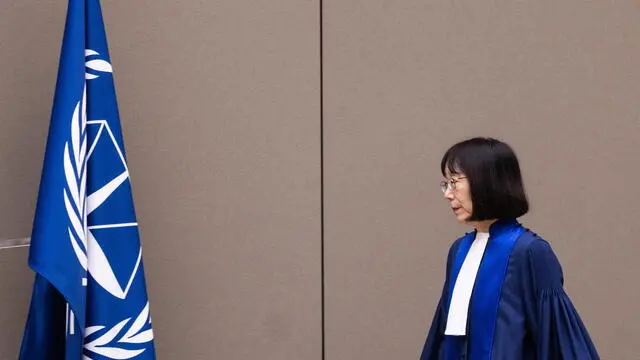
[85,49,113,80]
[82,301,153,360]
[62,51,154,359]
[64,52,141,300]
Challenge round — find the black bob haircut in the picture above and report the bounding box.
[440,137,529,221]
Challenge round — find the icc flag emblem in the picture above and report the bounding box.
[19,1,156,358]
[64,51,142,299]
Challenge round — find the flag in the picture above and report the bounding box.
[19,0,156,359]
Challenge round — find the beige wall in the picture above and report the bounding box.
[0,2,65,358]
[324,1,640,359]
[1,1,639,359]
[1,1,322,359]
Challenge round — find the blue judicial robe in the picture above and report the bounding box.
[420,218,599,360]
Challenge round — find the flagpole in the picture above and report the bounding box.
[0,237,30,250]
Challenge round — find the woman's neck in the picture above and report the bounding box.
[469,219,497,233]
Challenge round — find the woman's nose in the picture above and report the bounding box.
[443,188,454,200]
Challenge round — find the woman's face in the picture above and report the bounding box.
[443,171,473,223]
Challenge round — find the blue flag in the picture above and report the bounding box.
[19,0,156,359]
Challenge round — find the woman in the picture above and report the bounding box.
[420,137,599,360]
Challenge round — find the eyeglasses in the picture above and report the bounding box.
[440,177,467,193]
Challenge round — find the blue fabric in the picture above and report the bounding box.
[421,239,462,360]
[443,219,524,360]
[420,222,600,360]
[19,1,156,359]
[468,220,524,359]
[19,275,67,360]
[19,1,86,358]
[441,232,474,360]
[526,236,600,359]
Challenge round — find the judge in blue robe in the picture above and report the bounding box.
[421,137,599,360]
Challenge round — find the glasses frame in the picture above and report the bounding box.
[440,176,467,193]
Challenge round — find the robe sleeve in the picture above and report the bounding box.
[527,239,600,360]
[420,239,459,360]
